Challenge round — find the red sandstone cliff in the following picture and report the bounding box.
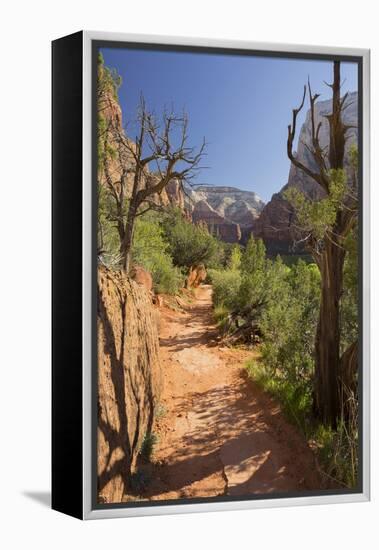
[97,266,162,503]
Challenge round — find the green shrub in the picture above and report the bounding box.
[139,432,158,462]
[161,208,224,269]
[150,256,183,295]
[98,202,185,294]
[245,358,312,433]
[240,236,266,274]
[315,411,358,488]
[213,304,230,330]
[259,259,320,385]
[208,268,241,310]
[132,214,184,294]
[227,245,242,271]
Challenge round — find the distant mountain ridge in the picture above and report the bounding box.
[194,186,265,225]
[182,184,265,243]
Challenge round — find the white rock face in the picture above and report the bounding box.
[184,184,265,227]
[288,91,358,198]
[252,91,358,253]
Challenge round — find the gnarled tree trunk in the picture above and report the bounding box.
[287,61,358,428]
[313,239,345,427]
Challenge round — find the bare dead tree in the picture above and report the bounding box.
[102,97,206,273]
[287,61,358,427]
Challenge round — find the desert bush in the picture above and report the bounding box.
[245,358,312,433]
[98,203,184,294]
[208,268,241,310]
[236,236,272,310]
[151,257,183,295]
[161,208,224,269]
[213,304,230,330]
[132,215,184,294]
[227,245,242,271]
[240,235,266,273]
[315,392,358,488]
[139,432,158,462]
[244,256,357,489]
[210,237,270,312]
[260,259,320,385]
[238,236,357,488]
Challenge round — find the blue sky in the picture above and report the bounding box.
[101,47,358,203]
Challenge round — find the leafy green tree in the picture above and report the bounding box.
[284,168,347,242]
[161,208,221,269]
[227,245,242,271]
[240,236,266,274]
[209,269,241,310]
[237,236,269,310]
[132,214,169,266]
[260,260,320,386]
[132,214,183,294]
[211,238,291,343]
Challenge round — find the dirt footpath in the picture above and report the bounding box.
[144,285,320,500]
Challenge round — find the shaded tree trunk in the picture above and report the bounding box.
[313,238,345,427]
[121,199,137,273]
[313,62,352,427]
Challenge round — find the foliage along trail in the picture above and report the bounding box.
[143,285,320,500]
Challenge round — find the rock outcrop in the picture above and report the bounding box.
[186,264,207,288]
[192,200,242,243]
[130,265,153,293]
[252,92,358,254]
[98,76,187,212]
[194,186,264,225]
[165,178,186,211]
[97,266,162,503]
[185,184,264,243]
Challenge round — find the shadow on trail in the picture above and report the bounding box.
[140,376,318,498]
[138,284,320,500]
[159,330,219,352]
[159,291,220,352]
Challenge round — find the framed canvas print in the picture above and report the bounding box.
[52,31,370,520]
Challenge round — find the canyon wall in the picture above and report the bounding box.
[252,92,358,254]
[98,73,184,211]
[187,185,264,243]
[97,266,162,503]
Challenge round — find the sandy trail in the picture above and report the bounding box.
[145,285,319,500]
